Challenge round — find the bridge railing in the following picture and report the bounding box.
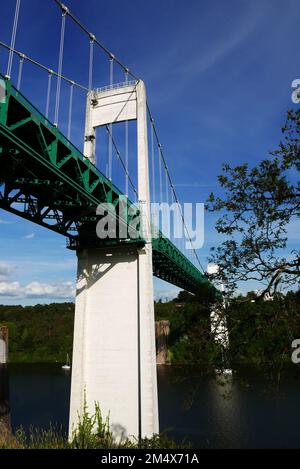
[96,81,138,94]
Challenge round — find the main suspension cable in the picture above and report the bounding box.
[0,40,89,91]
[5,0,204,272]
[52,0,139,81]
[50,1,204,271]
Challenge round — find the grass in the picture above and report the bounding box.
[0,400,187,449]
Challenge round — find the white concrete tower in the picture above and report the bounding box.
[69,80,159,440]
[207,263,230,348]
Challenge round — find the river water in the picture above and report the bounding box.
[1,363,300,448]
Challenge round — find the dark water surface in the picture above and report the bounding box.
[2,363,300,448]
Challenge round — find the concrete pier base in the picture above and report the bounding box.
[155,321,170,365]
[68,245,159,440]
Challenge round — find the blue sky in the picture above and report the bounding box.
[0,0,299,304]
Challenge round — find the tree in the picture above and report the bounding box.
[226,292,300,384]
[206,109,300,297]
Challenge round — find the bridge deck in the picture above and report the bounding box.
[0,75,212,294]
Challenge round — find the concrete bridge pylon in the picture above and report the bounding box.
[68,80,159,440]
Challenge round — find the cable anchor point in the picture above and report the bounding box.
[61,3,69,16]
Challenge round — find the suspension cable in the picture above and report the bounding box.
[88,33,95,90]
[16,53,25,90]
[125,70,129,197]
[54,4,68,126]
[6,0,21,80]
[0,40,89,91]
[52,0,139,82]
[108,57,114,180]
[45,70,53,118]
[67,81,74,141]
[150,118,156,204]
[165,168,169,205]
[146,103,205,273]
[158,145,163,204]
[5,0,204,272]
[50,0,204,271]
[105,125,138,200]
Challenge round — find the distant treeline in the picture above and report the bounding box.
[0,303,75,363]
[0,289,299,368]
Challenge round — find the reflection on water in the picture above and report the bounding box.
[7,364,71,437]
[157,365,300,448]
[1,363,300,448]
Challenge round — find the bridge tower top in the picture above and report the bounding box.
[84,80,140,164]
[84,79,152,242]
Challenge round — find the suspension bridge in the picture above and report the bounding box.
[0,0,216,439]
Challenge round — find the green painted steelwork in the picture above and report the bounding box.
[0,75,213,294]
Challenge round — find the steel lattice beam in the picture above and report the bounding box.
[0,75,213,295]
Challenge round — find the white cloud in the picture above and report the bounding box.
[0,281,20,297]
[23,233,36,240]
[155,289,179,302]
[0,280,75,300]
[0,262,15,280]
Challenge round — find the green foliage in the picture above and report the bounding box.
[155,289,300,378]
[1,287,299,375]
[227,291,300,373]
[155,291,223,370]
[15,425,67,449]
[70,397,183,449]
[206,109,300,296]
[1,401,183,449]
[0,303,74,363]
[71,398,117,449]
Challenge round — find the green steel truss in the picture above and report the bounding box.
[0,75,212,294]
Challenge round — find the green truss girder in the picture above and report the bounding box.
[0,74,213,295]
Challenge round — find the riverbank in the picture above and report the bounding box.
[0,394,181,449]
[0,419,19,449]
